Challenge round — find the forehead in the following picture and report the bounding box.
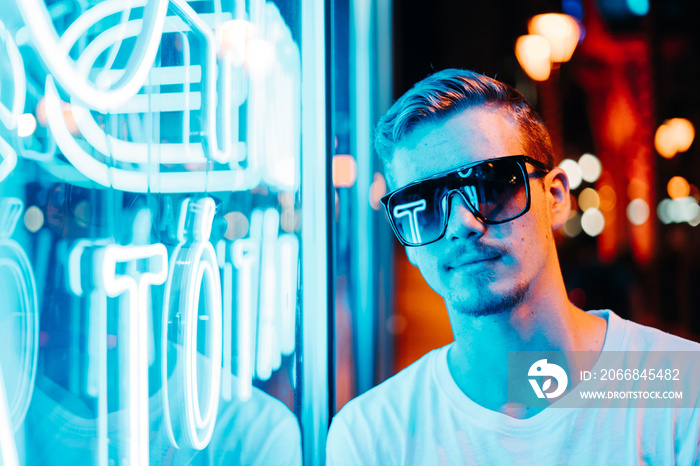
[389,107,524,188]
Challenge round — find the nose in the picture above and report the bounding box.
[443,190,486,240]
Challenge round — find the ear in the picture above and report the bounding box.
[546,167,571,230]
[405,246,418,267]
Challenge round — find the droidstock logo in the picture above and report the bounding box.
[528,359,568,399]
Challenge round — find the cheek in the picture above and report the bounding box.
[507,217,549,258]
[412,247,443,281]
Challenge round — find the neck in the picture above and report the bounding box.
[445,272,606,418]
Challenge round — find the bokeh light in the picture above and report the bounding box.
[657,197,700,225]
[578,153,601,183]
[369,173,387,210]
[515,35,551,81]
[627,0,649,16]
[224,211,250,240]
[626,199,650,225]
[578,188,600,211]
[17,113,37,138]
[667,176,690,200]
[657,199,672,224]
[562,212,582,237]
[668,118,695,152]
[581,208,605,236]
[655,118,695,158]
[220,19,253,65]
[559,159,582,189]
[687,203,700,227]
[527,13,581,63]
[332,154,357,188]
[687,204,700,227]
[23,206,44,233]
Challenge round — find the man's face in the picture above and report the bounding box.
[389,107,567,317]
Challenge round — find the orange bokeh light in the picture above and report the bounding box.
[667,176,690,200]
[515,35,551,81]
[655,118,695,158]
[528,13,580,63]
[332,154,357,188]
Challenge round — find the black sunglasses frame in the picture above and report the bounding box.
[380,155,551,247]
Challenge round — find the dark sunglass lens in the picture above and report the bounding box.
[472,160,528,222]
[389,182,446,245]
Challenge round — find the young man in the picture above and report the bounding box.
[326,69,700,464]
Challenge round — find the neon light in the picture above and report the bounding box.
[15,0,168,112]
[393,200,427,244]
[162,198,222,450]
[231,210,264,401]
[248,4,302,191]
[43,5,257,192]
[277,234,299,355]
[36,0,301,193]
[99,243,168,466]
[45,77,255,192]
[216,240,233,401]
[0,18,23,183]
[0,19,26,132]
[60,0,238,163]
[0,137,17,183]
[68,238,111,466]
[255,209,280,380]
[0,198,39,430]
[0,363,19,466]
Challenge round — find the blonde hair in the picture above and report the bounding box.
[375,69,554,183]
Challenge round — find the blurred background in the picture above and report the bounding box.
[331,0,700,416]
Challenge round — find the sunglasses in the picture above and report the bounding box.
[380,155,550,246]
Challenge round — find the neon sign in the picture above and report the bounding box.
[162,198,222,450]
[0,363,19,466]
[0,20,26,134]
[221,208,300,399]
[0,198,39,432]
[15,0,168,112]
[0,198,37,466]
[2,0,305,458]
[2,195,300,462]
[34,0,300,193]
[0,138,16,184]
[99,243,168,464]
[67,238,111,465]
[0,19,24,183]
[231,209,263,401]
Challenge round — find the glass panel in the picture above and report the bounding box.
[329,0,394,415]
[0,0,314,463]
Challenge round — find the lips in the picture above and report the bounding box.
[445,255,501,270]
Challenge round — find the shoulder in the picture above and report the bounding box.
[626,320,700,351]
[589,309,700,351]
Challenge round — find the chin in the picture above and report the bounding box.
[449,279,529,318]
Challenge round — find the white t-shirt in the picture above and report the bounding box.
[326,310,700,465]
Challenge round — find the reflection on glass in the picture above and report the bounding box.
[0,0,305,463]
